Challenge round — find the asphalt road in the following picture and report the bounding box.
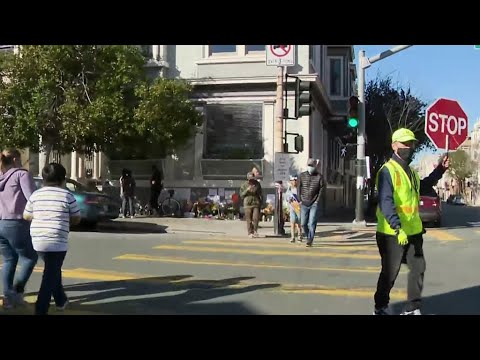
[1,203,480,315]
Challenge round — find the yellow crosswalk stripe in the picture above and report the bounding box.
[426,229,463,241]
[114,253,387,273]
[181,240,377,252]
[152,245,380,260]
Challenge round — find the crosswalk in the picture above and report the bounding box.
[0,226,470,315]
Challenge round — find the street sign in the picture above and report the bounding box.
[425,98,468,151]
[266,45,296,67]
[274,152,291,182]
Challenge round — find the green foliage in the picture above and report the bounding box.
[0,45,145,156]
[448,149,475,182]
[365,74,433,176]
[0,45,203,162]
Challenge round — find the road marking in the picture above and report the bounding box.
[426,230,463,241]
[182,240,377,252]
[152,245,380,260]
[114,254,385,273]
[279,286,405,300]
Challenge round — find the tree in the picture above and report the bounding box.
[106,78,203,160]
[0,45,146,164]
[365,75,433,179]
[0,45,203,164]
[448,149,475,195]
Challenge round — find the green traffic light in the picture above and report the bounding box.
[348,117,358,128]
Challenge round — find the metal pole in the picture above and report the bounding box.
[353,50,367,225]
[353,46,413,226]
[274,66,285,236]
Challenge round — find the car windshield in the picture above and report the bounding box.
[34,178,88,193]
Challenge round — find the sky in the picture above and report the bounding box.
[354,45,480,163]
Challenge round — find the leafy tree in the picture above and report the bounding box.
[0,45,145,163]
[0,45,203,164]
[106,78,203,160]
[365,75,433,178]
[448,149,475,194]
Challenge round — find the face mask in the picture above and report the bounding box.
[307,166,316,174]
[397,148,415,163]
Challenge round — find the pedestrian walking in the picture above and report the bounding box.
[373,128,449,315]
[285,175,302,243]
[23,163,81,315]
[240,172,263,238]
[298,159,324,247]
[0,148,38,309]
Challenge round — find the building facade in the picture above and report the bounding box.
[3,45,357,214]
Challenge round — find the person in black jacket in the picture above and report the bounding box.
[149,165,164,216]
[298,158,325,247]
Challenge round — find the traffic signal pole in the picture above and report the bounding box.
[353,46,413,226]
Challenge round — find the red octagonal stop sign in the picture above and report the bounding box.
[425,98,468,151]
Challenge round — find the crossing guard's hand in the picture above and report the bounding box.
[396,228,408,246]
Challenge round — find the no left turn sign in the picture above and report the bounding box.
[266,45,296,66]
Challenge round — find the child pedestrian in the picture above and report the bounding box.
[23,163,81,315]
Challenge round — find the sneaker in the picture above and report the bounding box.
[2,295,14,310]
[248,234,254,238]
[400,309,421,315]
[298,236,303,242]
[373,306,391,315]
[306,241,313,247]
[56,300,69,312]
[290,238,296,243]
[14,292,26,307]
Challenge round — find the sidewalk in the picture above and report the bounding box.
[99,208,376,237]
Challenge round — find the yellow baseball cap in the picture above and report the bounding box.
[391,128,417,143]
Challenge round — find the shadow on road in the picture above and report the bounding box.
[56,275,280,315]
[73,221,169,234]
[391,285,480,315]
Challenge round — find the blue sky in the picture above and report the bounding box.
[354,45,480,161]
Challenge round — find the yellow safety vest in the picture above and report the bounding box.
[376,159,423,236]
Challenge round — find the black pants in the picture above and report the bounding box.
[35,251,68,315]
[150,189,161,213]
[374,232,426,312]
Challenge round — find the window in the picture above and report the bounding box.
[210,45,237,55]
[329,57,344,97]
[139,45,153,58]
[246,45,265,53]
[204,104,264,159]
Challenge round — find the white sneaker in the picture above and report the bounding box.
[400,309,422,315]
[56,300,69,311]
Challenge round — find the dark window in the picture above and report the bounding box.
[329,57,343,96]
[246,45,265,53]
[210,45,237,54]
[205,104,264,159]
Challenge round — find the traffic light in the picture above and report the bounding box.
[348,96,359,129]
[294,135,304,153]
[295,79,312,118]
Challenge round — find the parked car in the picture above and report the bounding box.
[446,195,466,206]
[419,188,442,227]
[33,177,120,227]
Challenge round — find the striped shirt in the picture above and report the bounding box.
[23,186,80,252]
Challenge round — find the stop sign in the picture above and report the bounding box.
[425,98,468,151]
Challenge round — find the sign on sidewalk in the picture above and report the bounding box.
[274,152,291,183]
